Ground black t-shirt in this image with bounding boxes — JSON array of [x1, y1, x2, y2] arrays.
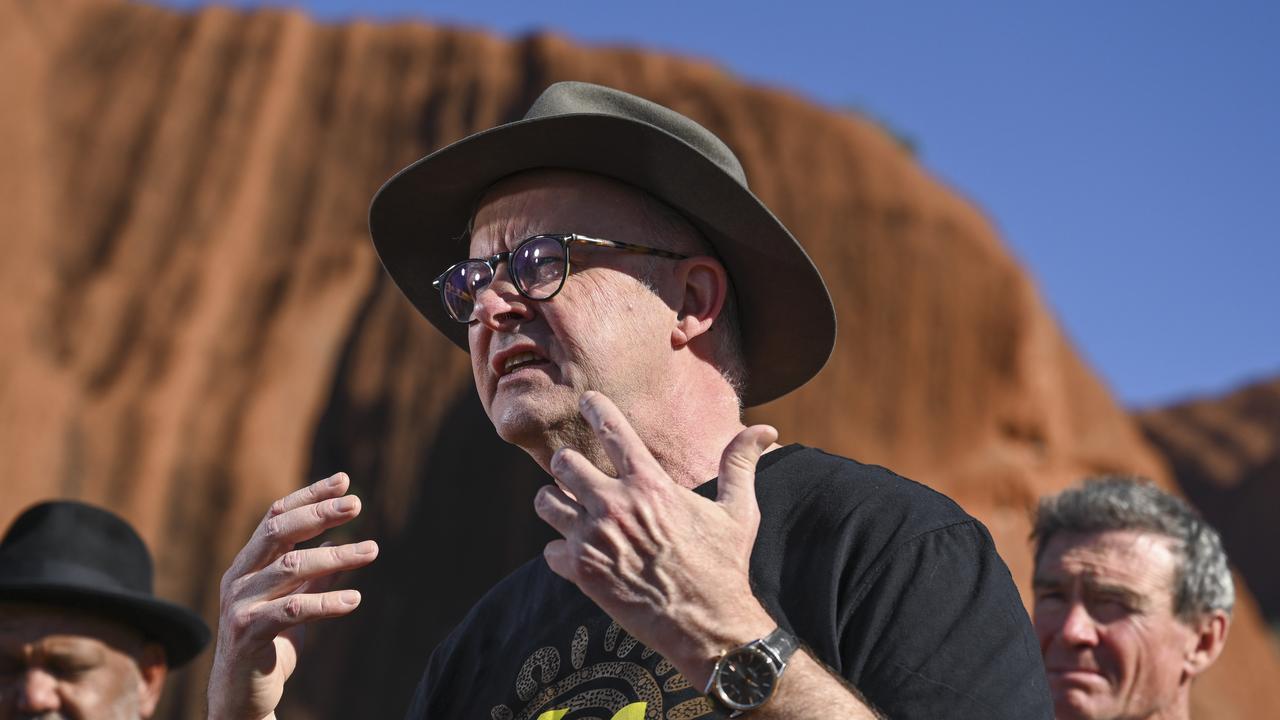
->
[[407, 445, 1052, 719]]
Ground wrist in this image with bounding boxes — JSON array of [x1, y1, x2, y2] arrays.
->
[[675, 603, 777, 689], [704, 626, 801, 715]]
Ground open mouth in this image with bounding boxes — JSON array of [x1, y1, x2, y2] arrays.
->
[[502, 351, 548, 376]]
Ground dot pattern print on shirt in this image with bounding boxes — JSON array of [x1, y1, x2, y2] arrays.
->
[[488, 621, 717, 720]]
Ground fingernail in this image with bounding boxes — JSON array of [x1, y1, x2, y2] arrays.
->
[[334, 496, 356, 512], [340, 590, 361, 606], [327, 472, 346, 487], [355, 540, 377, 555]]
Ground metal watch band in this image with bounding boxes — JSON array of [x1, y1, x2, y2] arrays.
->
[[757, 626, 800, 670]]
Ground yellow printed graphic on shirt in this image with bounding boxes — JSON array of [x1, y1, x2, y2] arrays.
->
[[536, 701, 646, 720], [490, 622, 716, 720]]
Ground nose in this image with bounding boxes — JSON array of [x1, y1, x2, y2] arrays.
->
[[471, 268, 533, 330], [15, 668, 60, 713], [1058, 602, 1100, 648]]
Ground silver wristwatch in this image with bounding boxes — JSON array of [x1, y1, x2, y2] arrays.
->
[[704, 626, 800, 716]]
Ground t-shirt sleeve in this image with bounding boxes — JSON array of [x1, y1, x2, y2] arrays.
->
[[404, 644, 443, 719], [838, 520, 1053, 719], [404, 623, 465, 720]]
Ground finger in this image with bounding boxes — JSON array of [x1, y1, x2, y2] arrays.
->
[[278, 561, 340, 656], [715, 425, 778, 518], [230, 495, 363, 578], [298, 541, 340, 594], [534, 484, 586, 537], [223, 473, 351, 580], [235, 589, 363, 644], [550, 447, 618, 516], [238, 541, 379, 602], [543, 539, 572, 580], [577, 391, 662, 480], [267, 472, 351, 518], [543, 539, 612, 589], [259, 494, 362, 553]]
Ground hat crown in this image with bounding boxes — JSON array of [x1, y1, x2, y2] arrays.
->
[[0, 501, 153, 595], [526, 82, 749, 187]]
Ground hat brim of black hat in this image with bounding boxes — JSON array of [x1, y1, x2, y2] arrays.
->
[[369, 112, 835, 407], [0, 582, 210, 667]]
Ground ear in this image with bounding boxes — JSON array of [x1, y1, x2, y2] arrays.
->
[[135, 643, 169, 718], [669, 256, 728, 349], [1183, 610, 1230, 680]]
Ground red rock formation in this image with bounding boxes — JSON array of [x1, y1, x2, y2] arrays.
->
[[1140, 376, 1280, 627], [1, 0, 1276, 717]]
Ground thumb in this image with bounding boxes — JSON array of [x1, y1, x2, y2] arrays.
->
[[716, 425, 778, 518]]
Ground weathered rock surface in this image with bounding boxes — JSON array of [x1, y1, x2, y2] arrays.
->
[[1, 0, 1276, 717], [1140, 376, 1280, 629]]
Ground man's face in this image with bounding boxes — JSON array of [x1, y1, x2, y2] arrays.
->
[[1033, 530, 1199, 720], [465, 170, 680, 455], [0, 604, 164, 720]]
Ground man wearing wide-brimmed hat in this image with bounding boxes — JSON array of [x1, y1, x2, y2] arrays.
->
[[210, 82, 1051, 719], [0, 500, 210, 719]]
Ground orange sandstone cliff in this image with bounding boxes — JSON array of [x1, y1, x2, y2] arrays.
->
[[1, 0, 1276, 717], [1140, 377, 1280, 630]]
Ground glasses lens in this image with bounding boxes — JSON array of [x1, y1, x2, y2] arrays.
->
[[512, 236, 567, 299], [440, 261, 492, 322]]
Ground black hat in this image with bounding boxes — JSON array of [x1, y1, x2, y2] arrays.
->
[[369, 81, 836, 407], [0, 501, 211, 667]]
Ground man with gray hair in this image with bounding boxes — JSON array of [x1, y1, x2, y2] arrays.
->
[[210, 81, 1052, 719], [1032, 476, 1233, 720]]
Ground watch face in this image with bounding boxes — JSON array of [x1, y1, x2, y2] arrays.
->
[[714, 646, 778, 709]]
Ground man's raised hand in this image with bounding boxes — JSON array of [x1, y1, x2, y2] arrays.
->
[[207, 472, 378, 720]]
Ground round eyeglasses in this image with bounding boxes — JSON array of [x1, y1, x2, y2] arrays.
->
[[432, 233, 689, 323]]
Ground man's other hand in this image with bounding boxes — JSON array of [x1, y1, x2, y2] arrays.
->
[[207, 472, 378, 720], [535, 391, 778, 688]]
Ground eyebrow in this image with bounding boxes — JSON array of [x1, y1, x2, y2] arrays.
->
[[1031, 571, 1068, 589], [1086, 583, 1148, 608], [1031, 574, 1150, 609], [39, 638, 107, 663]]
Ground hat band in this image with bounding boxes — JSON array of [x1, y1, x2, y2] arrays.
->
[[0, 555, 146, 596]]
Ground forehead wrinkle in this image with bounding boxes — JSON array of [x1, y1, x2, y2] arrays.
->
[[470, 170, 663, 255], [1039, 551, 1174, 615], [1060, 554, 1149, 589], [470, 212, 538, 255], [39, 634, 109, 661], [470, 184, 561, 256]]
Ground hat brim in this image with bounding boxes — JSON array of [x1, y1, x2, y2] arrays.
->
[[0, 582, 210, 667], [369, 112, 835, 407]]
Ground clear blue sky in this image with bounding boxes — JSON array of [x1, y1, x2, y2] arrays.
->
[[159, 0, 1280, 408]]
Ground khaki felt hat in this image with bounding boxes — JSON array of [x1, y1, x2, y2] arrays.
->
[[369, 81, 835, 407]]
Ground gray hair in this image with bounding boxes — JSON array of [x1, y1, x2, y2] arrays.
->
[[1032, 476, 1234, 621], [634, 191, 748, 404]]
